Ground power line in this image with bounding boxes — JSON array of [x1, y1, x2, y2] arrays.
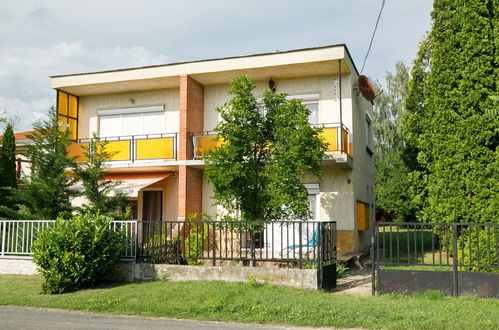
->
[[361, 0, 386, 74]]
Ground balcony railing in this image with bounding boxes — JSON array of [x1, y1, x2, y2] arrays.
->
[[67, 133, 177, 163], [191, 123, 352, 159]]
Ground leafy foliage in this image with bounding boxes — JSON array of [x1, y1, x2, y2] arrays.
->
[[458, 227, 499, 273], [32, 213, 126, 294], [373, 63, 416, 221], [205, 75, 327, 222], [404, 1, 498, 223], [73, 134, 128, 215]]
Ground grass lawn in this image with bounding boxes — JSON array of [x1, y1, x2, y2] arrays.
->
[[1, 275, 498, 329]]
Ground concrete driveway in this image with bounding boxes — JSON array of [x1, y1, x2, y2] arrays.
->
[[0, 306, 331, 330]]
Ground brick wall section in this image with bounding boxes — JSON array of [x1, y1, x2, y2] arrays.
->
[[179, 75, 204, 160], [178, 166, 203, 220], [178, 75, 204, 220]]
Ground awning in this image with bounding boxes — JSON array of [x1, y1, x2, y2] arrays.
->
[[71, 172, 175, 197]]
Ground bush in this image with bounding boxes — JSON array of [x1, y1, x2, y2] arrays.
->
[[32, 213, 126, 293], [458, 227, 498, 273]]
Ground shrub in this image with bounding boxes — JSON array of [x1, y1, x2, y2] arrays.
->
[[185, 223, 208, 265], [458, 227, 498, 273], [32, 213, 126, 293]]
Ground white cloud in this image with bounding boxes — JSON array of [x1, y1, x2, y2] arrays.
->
[[0, 97, 51, 131], [0, 41, 169, 131]]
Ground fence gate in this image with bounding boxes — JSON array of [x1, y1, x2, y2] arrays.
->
[[372, 222, 499, 298]]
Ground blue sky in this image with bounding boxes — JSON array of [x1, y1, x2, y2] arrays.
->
[[0, 0, 433, 132]]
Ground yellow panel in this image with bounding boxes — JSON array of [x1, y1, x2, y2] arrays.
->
[[68, 118, 77, 140], [342, 129, 349, 155], [67, 143, 87, 162], [68, 95, 78, 118], [136, 137, 174, 160], [320, 127, 338, 154], [101, 140, 130, 161], [357, 202, 369, 231], [195, 135, 224, 157], [57, 91, 68, 116], [58, 116, 68, 132]]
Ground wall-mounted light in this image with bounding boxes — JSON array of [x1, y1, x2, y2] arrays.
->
[[129, 98, 136, 104], [268, 78, 276, 92]]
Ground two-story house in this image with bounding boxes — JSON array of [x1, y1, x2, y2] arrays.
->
[[50, 44, 374, 255]]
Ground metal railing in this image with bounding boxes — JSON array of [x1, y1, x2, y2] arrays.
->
[[137, 220, 336, 268], [191, 123, 353, 159], [374, 222, 499, 270], [67, 133, 178, 163], [0, 220, 137, 260]]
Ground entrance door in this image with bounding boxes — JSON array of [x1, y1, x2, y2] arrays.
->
[[142, 191, 163, 241]]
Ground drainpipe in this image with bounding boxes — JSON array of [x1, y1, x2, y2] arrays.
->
[[338, 60, 343, 152]]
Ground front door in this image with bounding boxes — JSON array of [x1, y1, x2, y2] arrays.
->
[[142, 191, 163, 241]]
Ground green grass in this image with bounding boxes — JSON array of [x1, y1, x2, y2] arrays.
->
[[1, 275, 499, 329]]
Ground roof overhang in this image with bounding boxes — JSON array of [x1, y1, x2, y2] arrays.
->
[[51, 44, 357, 96]]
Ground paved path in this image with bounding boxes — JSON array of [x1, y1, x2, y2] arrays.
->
[[0, 306, 332, 330], [332, 267, 372, 296]]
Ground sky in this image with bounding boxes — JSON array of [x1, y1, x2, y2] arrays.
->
[[0, 0, 433, 132]]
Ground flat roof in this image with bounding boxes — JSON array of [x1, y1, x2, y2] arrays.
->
[[51, 44, 360, 96]]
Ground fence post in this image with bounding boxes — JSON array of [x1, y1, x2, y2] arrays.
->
[[212, 222, 216, 266], [452, 223, 459, 297], [1, 221, 5, 257], [298, 222, 303, 269], [371, 221, 376, 296]]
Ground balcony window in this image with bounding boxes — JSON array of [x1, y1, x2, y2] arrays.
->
[[57, 90, 78, 141], [98, 106, 166, 137]]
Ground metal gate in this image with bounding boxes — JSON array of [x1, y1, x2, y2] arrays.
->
[[372, 222, 499, 298]]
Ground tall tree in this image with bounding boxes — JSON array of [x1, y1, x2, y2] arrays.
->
[[74, 134, 128, 215], [0, 123, 17, 189], [373, 61, 410, 160], [205, 75, 327, 222], [373, 62, 416, 221], [405, 0, 498, 223], [14, 107, 77, 219]]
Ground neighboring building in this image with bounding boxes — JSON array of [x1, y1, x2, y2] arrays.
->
[[49, 44, 374, 254]]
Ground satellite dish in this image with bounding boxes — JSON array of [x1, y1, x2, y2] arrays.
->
[[357, 75, 376, 102]]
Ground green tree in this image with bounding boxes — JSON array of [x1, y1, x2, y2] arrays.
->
[[373, 62, 416, 221], [74, 134, 128, 215], [205, 75, 327, 222], [10, 107, 77, 219], [0, 123, 17, 192], [404, 0, 498, 224], [0, 123, 18, 217]]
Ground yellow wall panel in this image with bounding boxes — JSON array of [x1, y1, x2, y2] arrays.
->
[[357, 201, 369, 231], [101, 140, 130, 161], [67, 143, 87, 162], [136, 137, 174, 160], [320, 127, 338, 153], [195, 135, 223, 157], [57, 91, 68, 116], [68, 95, 78, 118], [68, 118, 77, 140]]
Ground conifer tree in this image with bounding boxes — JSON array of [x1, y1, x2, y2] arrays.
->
[[13, 107, 77, 219], [0, 123, 17, 210], [405, 0, 498, 223], [74, 134, 128, 215]]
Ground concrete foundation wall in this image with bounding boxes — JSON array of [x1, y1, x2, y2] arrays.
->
[[114, 263, 318, 289], [0, 260, 318, 290], [0, 259, 38, 275]]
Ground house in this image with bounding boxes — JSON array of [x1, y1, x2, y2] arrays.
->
[[49, 44, 374, 255]]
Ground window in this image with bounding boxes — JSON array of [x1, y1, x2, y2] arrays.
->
[[305, 183, 320, 220], [288, 94, 320, 124], [57, 90, 79, 141], [98, 106, 166, 137], [365, 112, 372, 150]]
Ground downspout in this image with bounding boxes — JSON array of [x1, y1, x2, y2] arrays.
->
[[338, 60, 343, 152]]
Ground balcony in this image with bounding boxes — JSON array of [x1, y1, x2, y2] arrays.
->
[[67, 133, 177, 163], [191, 123, 352, 159]]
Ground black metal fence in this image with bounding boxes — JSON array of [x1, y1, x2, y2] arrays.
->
[[373, 222, 499, 297], [137, 220, 336, 269]]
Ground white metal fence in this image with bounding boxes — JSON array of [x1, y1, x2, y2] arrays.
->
[[0, 220, 137, 261]]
